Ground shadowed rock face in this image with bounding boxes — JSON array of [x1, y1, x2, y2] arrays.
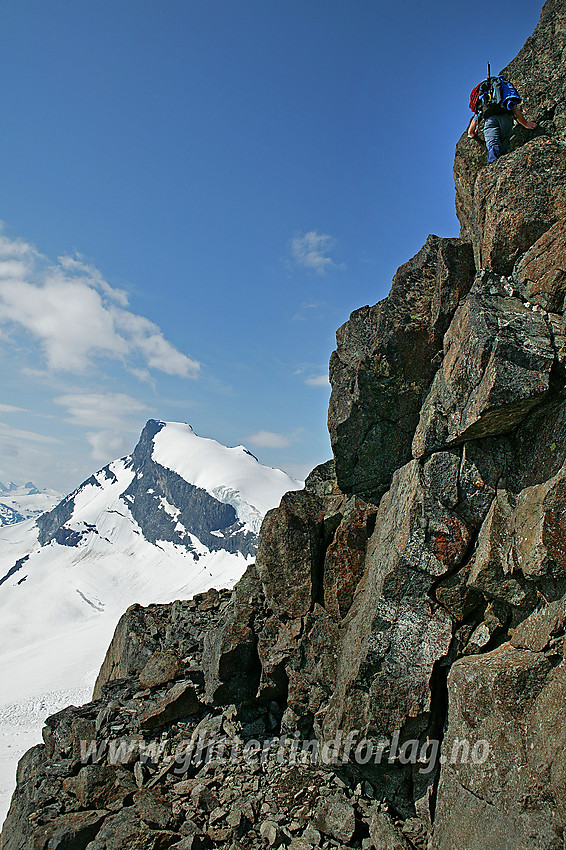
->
[[328, 235, 475, 501], [434, 607, 566, 850], [5, 3, 566, 850]]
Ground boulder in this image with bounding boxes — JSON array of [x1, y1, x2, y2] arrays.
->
[[511, 596, 566, 653], [93, 591, 229, 700], [82, 806, 176, 850], [313, 793, 356, 843], [328, 235, 474, 499], [433, 624, 566, 850], [281, 606, 341, 735], [453, 135, 566, 272], [256, 613, 302, 702], [31, 810, 107, 850], [322, 460, 467, 746], [139, 682, 201, 729], [203, 479, 345, 714], [42, 704, 98, 762], [202, 564, 264, 704], [468, 137, 566, 274], [133, 787, 174, 830], [62, 764, 137, 809], [139, 650, 185, 690], [467, 460, 566, 614], [413, 272, 555, 457], [514, 216, 566, 311], [255, 489, 327, 618], [323, 498, 377, 620], [367, 805, 411, 850], [453, 131, 487, 244], [259, 820, 280, 845], [93, 604, 166, 700]]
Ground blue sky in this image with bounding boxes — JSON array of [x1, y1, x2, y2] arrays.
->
[[0, 0, 541, 492]]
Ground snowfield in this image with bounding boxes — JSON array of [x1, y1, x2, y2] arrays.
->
[[152, 422, 298, 533]]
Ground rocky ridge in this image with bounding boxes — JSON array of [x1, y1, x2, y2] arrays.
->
[[2, 1, 566, 848]]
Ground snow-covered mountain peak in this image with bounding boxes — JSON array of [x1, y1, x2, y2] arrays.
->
[[149, 420, 301, 532]]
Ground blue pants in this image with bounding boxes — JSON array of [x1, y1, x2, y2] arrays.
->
[[483, 113, 514, 163]]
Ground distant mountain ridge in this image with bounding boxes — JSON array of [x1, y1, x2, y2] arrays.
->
[[0, 481, 61, 527]]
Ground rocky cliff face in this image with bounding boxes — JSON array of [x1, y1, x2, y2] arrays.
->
[[3, 2, 566, 849]]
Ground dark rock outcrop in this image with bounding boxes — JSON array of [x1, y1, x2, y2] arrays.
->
[[4, 2, 566, 850], [36, 479, 96, 546], [458, 135, 566, 274], [93, 591, 227, 700], [202, 564, 265, 705], [328, 235, 475, 500], [412, 272, 557, 456], [514, 215, 566, 311]]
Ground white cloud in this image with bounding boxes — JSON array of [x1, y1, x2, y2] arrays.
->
[[128, 367, 155, 386], [112, 310, 197, 377], [54, 392, 149, 462], [0, 421, 62, 444], [54, 392, 148, 431], [294, 364, 330, 386], [0, 403, 27, 413], [289, 231, 343, 274], [292, 301, 327, 322], [0, 231, 200, 378], [87, 430, 132, 461], [58, 253, 130, 306], [247, 430, 290, 449], [305, 374, 330, 387], [0, 273, 127, 371]]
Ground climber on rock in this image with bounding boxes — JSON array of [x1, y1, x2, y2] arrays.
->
[[467, 69, 537, 162]]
